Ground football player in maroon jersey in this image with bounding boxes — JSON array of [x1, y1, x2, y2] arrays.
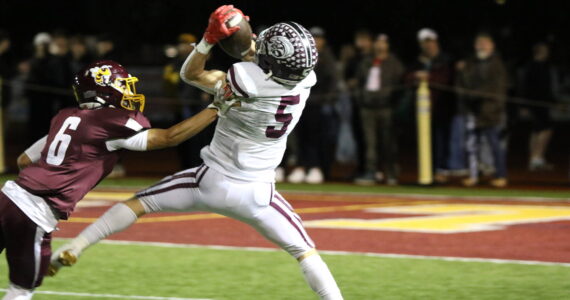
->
[[0, 60, 234, 300]]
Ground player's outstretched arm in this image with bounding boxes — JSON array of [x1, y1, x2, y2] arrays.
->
[[179, 5, 245, 94], [145, 108, 218, 150], [107, 82, 238, 153], [107, 108, 218, 153]]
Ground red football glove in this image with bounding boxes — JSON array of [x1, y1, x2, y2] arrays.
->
[[204, 5, 250, 44]]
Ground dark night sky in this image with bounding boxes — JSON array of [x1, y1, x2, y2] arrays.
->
[[1, 0, 569, 65]]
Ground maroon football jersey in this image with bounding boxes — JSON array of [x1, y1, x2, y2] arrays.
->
[[16, 107, 150, 219]]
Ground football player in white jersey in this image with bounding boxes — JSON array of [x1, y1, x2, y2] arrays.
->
[[50, 5, 343, 300]]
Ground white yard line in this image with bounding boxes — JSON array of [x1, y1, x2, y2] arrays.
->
[[0, 289, 211, 300], [59, 238, 570, 268]]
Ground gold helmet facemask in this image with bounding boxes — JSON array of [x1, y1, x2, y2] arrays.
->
[[113, 76, 146, 112]]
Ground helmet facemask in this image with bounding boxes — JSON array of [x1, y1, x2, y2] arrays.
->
[[113, 76, 145, 112]]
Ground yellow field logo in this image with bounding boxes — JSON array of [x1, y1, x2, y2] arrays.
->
[[304, 204, 570, 233]]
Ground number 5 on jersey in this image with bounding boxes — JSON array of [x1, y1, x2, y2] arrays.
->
[[47, 117, 81, 165], [265, 95, 300, 138]]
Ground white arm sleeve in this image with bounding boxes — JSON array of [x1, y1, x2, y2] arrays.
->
[[24, 136, 48, 163], [105, 130, 149, 152]]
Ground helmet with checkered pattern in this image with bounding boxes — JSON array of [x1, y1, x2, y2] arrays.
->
[[255, 22, 318, 86]]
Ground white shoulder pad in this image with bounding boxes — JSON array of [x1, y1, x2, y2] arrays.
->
[[227, 62, 317, 99], [227, 62, 262, 98]]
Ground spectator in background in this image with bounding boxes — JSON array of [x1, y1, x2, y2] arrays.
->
[[518, 42, 559, 171], [26, 32, 54, 141], [406, 28, 455, 183], [456, 33, 509, 187], [354, 34, 404, 185], [96, 34, 118, 60], [48, 32, 75, 107], [335, 44, 358, 166], [287, 27, 339, 184], [0, 30, 16, 112], [345, 29, 374, 177], [69, 35, 93, 74], [345, 30, 374, 88]]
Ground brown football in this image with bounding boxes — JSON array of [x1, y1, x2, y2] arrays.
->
[[218, 14, 253, 59]]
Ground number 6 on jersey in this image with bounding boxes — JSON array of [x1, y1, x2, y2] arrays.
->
[[47, 117, 82, 166]]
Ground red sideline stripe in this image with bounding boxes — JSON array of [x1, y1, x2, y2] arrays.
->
[[229, 66, 249, 98], [270, 202, 314, 248]]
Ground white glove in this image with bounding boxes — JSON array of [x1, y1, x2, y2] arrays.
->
[[208, 80, 239, 117]]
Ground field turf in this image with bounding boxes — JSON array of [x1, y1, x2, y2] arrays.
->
[[1, 241, 569, 300], [1, 176, 569, 299]]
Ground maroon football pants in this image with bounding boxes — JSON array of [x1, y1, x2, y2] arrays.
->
[[0, 192, 52, 290]]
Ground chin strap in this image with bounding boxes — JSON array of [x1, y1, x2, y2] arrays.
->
[[79, 103, 103, 109], [79, 97, 110, 109]]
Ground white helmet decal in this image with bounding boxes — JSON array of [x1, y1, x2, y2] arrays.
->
[[267, 36, 295, 59]]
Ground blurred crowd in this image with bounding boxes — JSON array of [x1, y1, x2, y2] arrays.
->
[[0, 27, 568, 187], [277, 27, 566, 188]]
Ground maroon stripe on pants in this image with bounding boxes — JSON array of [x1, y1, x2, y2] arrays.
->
[[137, 165, 208, 198], [148, 164, 204, 189], [274, 195, 302, 223], [196, 166, 209, 184], [275, 193, 294, 211], [270, 202, 313, 248], [137, 183, 199, 198]]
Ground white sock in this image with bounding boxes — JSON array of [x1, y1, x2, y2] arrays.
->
[[2, 283, 33, 300], [73, 203, 138, 255], [299, 254, 343, 300]]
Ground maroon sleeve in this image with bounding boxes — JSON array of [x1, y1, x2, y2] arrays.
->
[[102, 110, 152, 140]]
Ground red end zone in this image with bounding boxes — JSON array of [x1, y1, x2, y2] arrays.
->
[[55, 191, 570, 263]]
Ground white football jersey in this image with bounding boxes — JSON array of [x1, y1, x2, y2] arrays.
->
[[201, 62, 316, 182]]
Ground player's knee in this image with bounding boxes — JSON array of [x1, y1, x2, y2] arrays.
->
[[123, 198, 148, 217], [296, 248, 319, 263], [283, 244, 317, 261], [136, 196, 163, 214]]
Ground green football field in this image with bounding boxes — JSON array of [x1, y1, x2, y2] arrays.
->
[[1, 176, 570, 299], [0, 241, 569, 300]]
